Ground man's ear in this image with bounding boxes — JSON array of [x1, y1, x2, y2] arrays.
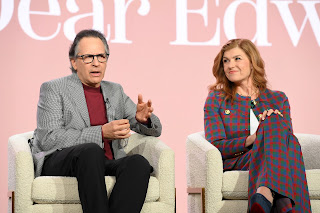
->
[[71, 59, 77, 71]]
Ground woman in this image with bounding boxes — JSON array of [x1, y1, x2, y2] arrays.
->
[[204, 39, 311, 212]]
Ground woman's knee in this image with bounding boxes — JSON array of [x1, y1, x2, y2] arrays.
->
[[259, 113, 288, 130]]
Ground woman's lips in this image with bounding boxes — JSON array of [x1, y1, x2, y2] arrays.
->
[[229, 70, 238, 74]]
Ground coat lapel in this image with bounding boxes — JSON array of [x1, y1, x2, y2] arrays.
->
[[67, 73, 91, 127], [100, 82, 115, 122]]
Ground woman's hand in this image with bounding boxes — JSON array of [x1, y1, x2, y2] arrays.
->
[[260, 109, 283, 121], [245, 109, 283, 147], [245, 134, 256, 147]]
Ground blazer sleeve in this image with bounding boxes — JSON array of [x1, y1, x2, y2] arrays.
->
[[120, 86, 162, 137], [204, 91, 249, 160], [35, 82, 104, 152], [280, 92, 293, 132]]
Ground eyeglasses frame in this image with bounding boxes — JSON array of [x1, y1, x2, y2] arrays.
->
[[76, 53, 109, 64]]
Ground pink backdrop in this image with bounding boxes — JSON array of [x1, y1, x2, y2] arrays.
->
[[1, 1, 320, 212]]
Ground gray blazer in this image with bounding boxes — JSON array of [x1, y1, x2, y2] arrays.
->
[[31, 73, 162, 177]]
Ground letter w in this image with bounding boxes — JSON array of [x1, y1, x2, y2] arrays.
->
[[271, 0, 320, 46]]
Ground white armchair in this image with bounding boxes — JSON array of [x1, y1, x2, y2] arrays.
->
[[186, 131, 320, 213], [8, 131, 175, 213]]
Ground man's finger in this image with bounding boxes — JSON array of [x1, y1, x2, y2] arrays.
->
[[115, 119, 130, 124], [120, 123, 130, 130], [117, 132, 131, 139], [140, 117, 148, 122], [117, 128, 131, 136], [138, 94, 143, 104], [112, 124, 130, 132], [147, 99, 152, 107]]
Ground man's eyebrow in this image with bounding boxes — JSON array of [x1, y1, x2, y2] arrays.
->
[[83, 53, 106, 56]]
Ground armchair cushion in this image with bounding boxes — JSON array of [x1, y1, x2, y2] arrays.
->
[[32, 176, 159, 204], [187, 131, 320, 213], [221, 170, 320, 200], [222, 171, 248, 200], [8, 131, 175, 213]]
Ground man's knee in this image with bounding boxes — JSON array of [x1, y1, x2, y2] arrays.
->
[[126, 154, 152, 174], [77, 143, 105, 163]]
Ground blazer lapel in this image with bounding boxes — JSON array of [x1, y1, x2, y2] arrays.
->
[[100, 82, 126, 159], [67, 74, 91, 127], [100, 82, 115, 122]]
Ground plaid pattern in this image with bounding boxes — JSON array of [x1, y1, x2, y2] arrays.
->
[[204, 89, 311, 212], [31, 73, 162, 177]]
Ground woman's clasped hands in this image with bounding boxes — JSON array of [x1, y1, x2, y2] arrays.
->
[[245, 109, 283, 147], [260, 108, 283, 121]]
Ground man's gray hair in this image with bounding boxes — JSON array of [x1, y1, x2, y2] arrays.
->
[[69, 29, 109, 73]]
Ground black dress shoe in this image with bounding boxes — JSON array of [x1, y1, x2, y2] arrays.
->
[[250, 193, 272, 213]]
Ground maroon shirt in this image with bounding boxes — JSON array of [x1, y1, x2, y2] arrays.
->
[[83, 84, 113, 160]]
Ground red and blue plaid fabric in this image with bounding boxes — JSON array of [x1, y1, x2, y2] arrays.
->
[[204, 89, 311, 212]]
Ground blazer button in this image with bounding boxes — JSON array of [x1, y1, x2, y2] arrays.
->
[[225, 109, 230, 115]]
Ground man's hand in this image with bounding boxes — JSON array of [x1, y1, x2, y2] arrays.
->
[[136, 94, 153, 124], [102, 119, 131, 140]]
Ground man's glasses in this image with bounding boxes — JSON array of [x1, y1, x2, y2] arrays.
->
[[76, 53, 109, 64]]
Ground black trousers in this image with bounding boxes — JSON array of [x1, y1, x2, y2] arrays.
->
[[41, 143, 152, 213]]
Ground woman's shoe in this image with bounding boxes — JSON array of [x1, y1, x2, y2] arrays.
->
[[250, 193, 272, 213]]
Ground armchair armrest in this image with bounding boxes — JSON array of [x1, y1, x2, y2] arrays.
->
[[295, 133, 320, 170], [124, 133, 175, 207], [186, 131, 224, 212], [8, 131, 35, 213]]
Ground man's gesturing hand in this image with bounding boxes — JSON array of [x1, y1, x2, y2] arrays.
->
[[136, 94, 153, 124], [102, 119, 131, 140]]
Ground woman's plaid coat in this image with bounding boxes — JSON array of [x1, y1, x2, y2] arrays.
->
[[204, 88, 311, 212]]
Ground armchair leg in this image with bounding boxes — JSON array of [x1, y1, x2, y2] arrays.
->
[[175, 188, 176, 213], [8, 191, 14, 213], [187, 188, 205, 213]]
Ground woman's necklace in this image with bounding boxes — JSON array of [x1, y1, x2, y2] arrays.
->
[[238, 90, 258, 98], [238, 89, 259, 109], [251, 99, 257, 109]]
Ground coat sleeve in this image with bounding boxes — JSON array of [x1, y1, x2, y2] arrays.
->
[[280, 92, 293, 132], [34, 81, 103, 152], [120, 86, 162, 137], [204, 91, 249, 160]]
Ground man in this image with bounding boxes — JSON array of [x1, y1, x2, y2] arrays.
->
[[31, 29, 162, 213]]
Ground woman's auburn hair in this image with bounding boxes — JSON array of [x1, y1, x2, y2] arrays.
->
[[209, 39, 268, 101]]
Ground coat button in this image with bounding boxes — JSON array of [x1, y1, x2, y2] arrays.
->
[[225, 109, 230, 115]]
